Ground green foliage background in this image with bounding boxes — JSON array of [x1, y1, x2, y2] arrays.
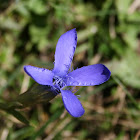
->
[[0, 0, 140, 139]]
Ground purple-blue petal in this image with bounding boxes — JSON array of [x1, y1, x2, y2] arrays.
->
[[53, 29, 77, 77], [67, 64, 111, 86], [24, 65, 54, 86], [61, 90, 85, 117]]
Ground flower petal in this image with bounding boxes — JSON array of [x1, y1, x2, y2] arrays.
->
[[61, 90, 85, 117], [53, 29, 77, 77], [24, 65, 54, 86], [67, 64, 111, 86]]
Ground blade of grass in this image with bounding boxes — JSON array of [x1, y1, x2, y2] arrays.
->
[[0, 66, 22, 96], [112, 76, 140, 110], [29, 108, 64, 140], [0, 103, 30, 125], [11, 126, 35, 140]]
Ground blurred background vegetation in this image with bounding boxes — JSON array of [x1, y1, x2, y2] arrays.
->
[[0, 0, 140, 139]]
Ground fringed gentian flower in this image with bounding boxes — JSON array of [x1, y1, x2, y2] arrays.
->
[[24, 29, 111, 117]]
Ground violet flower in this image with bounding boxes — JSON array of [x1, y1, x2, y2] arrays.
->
[[24, 29, 111, 117]]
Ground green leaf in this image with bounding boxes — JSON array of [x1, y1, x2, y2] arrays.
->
[[107, 49, 140, 89], [115, 0, 132, 21], [26, 0, 47, 15]]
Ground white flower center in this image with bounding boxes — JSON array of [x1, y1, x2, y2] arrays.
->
[[53, 75, 66, 89]]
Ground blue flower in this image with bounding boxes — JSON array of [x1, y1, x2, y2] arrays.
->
[[24, 29, 111, 117]]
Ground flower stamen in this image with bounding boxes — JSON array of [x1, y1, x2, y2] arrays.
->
[[53, 75, 66, 89]]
